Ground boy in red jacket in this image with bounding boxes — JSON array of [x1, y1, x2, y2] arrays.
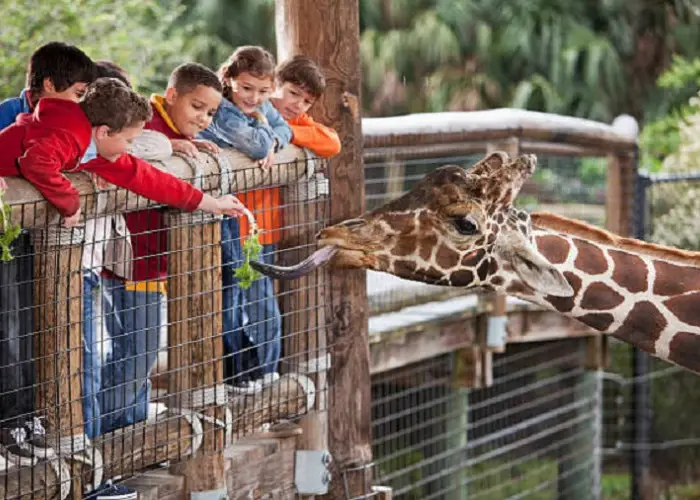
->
[[0, 77, 242, 222], [0, 77, 245, 436]]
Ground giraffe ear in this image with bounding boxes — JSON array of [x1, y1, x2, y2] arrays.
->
[[510, 244, 574, 297]]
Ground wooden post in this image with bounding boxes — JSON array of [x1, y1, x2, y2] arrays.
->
[[166, 213, 227, 498], [605, 152, 636, 237], [275, 1, 372, 498], [32, 228, 85, 500]]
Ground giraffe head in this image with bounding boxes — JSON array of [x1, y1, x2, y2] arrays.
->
[[255, 151, 573, 297]]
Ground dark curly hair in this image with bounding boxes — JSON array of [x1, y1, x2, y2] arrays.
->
[[80, 78, 152, 132]]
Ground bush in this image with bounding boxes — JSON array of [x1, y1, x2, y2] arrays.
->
[[0, 0, 209, 96]]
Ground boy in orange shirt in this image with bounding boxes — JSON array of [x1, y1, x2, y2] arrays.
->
[[270, 55, 341, 158]]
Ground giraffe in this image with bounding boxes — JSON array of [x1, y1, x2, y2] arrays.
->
[[252, 151, 700, 375]]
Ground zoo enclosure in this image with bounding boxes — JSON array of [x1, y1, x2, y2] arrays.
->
[[361, 109, 638, 499]]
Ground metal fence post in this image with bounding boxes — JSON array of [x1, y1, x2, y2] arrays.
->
[[631, 166, 651, 500]]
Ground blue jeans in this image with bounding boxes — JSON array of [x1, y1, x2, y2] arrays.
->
[[221, 217, 281, 382], [99, 277, 162, 433], [82, 271, 102, 438]]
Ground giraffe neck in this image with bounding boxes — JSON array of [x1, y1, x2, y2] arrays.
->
[[511, 216, 700, 374]]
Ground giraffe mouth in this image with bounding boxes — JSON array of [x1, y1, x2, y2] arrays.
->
[[250, 244, 340, 279]]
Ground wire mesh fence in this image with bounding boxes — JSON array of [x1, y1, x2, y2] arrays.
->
[[371, 339, 601, 500], [0, 154, 331, 499], [598, 171, 700, 498]]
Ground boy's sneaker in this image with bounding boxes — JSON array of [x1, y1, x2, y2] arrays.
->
[[85, 480, 138, 500]]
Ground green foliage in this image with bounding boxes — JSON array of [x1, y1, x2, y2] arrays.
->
[[233, 232, 263, 290], [640, 56, 700, 171], [177, 0, 275, 72], [0, 189, 22, 262], [0, 0, 209, 97]]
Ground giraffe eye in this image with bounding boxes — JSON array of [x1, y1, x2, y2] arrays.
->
[[453, 216, 478, 235]]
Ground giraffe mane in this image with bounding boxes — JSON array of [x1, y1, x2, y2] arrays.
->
[[531, 211, 700, 266]]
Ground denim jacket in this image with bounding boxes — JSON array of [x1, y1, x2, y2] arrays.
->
[[199, 99, 292, 160], [0, 89, 31, 131]]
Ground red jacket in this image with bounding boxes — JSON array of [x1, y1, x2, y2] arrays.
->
[[122, 97, 184, 282], [0, 98, 203, 218]]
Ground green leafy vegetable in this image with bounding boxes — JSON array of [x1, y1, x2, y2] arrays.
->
[[233, 209, 263, 289], [0, 188, 21, 262]]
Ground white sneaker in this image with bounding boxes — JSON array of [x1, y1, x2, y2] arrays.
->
[[146, 402, 168, 423]]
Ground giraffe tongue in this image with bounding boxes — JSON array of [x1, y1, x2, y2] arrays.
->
[[250, 245, 338, 279]]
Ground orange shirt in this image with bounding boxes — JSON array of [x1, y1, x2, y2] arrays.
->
[[238, 113, 340, 245], [237, 188, 282, 245], [288, 112, 341, 158]]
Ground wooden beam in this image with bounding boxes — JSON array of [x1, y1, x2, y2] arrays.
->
[[275, 1, 371, 498], [166, 213, 226, 496], [370, 318, 477, 375], [32, 230, 85, 500]]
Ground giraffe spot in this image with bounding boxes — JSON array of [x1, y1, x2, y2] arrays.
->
[[394, 259, 417, 276], [574, 240, 608, 275], [375, 255, 391, 270], [474, 237, 486, 246], [496, 213, 505, 224], [507, 281, 534, 296], [490, 276, 504, 286], [418, 267, 446, 284], [488, 258, 499, 273], [664, 292, 700, 328], [613, 301, 666, 354], [393, 237, 417, 257], [545, 272, 582, 312], [668, 332, 700, 374], [419, 234, 438, 261], [435, 244, 460, 269], [451, 269, 474, 286], [517, 211, 528, 221], [461, 249, 485, 267], [580, 282, 624, 311], [610, 250, 647, 293], [577, 313, 615, 332], [653, 261, 700, 296], [487, 233, 496, 245], [535, 235, 570, 265], [383, 213, 415, 233], [477, 259, 490, 281]]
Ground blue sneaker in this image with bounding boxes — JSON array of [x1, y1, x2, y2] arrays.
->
[[85, 480, 138, 500]]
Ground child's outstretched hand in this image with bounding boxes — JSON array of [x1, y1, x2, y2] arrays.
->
[[192, 139, 221, 154], [62, 207, 82, 228], [215, 195, 246, 217], [171, 139, 199, 157]]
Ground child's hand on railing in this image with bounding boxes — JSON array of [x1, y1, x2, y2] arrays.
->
[[171, 139, 200, 158], [62, 207, 82, 228], [258, 147, 275, 170], [192, 139, 221, 155]]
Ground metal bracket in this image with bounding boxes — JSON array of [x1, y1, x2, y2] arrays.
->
[[295, 450, 333, 495], [190, 487, 228, 500]]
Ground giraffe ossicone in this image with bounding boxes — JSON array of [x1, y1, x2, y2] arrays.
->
[[253, 151, 700, 374]]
